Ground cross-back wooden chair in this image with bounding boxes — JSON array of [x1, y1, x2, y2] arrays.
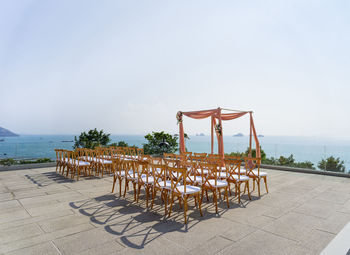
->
[[136, 161, 154, 207], [225, 159, 251, 203], [150, 163, 172, 215], [244, 157, 268, 197], [200, 162, 229, 214], [123, 160, 139, 200], [167, 166, 203, 224], [112, 156, 126, 196], [194, 152, 207, 157]]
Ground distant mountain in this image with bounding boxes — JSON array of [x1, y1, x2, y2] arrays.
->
[[196, 133, 205, 136], [258, 134, 264, 137], [233, 133, 244, 137], [0, 127, 19, 137]]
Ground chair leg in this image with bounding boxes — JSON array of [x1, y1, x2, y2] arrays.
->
[[168, 194, 174, 217], [198, 193, 203, 217], [225, 187, 229, 208], [123, 180, 128, 198], [112, 175, 116, 193], [264, 177, 269, 193], [214, 191, 218, 214], [145, 186, 149, 207], [206, 190, 209, 202], [184, 196, 188, 224], [164, 191, 168, 215], [246, 181, 251, 200], [151, 189, 156, 209], [119, 178, 122, 197], [238, 182, 241, 203], [257, 179, 261, 197]]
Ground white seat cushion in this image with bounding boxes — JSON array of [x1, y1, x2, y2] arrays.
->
[[176, 185, 201, 194], [158, 180, 173, 189], [249, 170, 267, 177], [187, 176, 203, 183], [76, 161, 90, 166], [217, 172, 228, 178], [228, 174, 250, 181], [141, 176, 155, 183], [205, 179, 228, 188]]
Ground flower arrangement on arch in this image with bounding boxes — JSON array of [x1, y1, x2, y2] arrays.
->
[[176, 112, 183, 124], [215, 123, 222, 136]]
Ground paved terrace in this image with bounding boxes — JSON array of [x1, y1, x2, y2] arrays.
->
[[0, 167, 350, 255]]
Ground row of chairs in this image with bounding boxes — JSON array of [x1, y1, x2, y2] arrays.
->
[[54, 147, 145, 180], [111, 152, 268, 224]]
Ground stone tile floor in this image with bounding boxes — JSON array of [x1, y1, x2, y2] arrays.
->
[[0, 167, 349, 255]]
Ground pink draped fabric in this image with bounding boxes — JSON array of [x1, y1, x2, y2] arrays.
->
[[178, 108, 260, 159]]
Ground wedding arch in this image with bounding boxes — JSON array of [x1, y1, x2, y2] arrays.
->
[[176, 107, 261, 158]]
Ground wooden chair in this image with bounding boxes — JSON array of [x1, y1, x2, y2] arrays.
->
[[136, 161, 154, 207], [151, 164, 172, 215], [55, 149, 63, 173], [111, 156, 125, 196], [168, 166, 203, 224], [224, 159, 251, 203], [194, 152, 207, 157], [123, 160, 139, 200], [244, 157, 268, 197], [200, 163, 229, 214]]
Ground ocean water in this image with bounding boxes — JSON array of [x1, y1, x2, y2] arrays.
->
[[0, 135, 349, 171]]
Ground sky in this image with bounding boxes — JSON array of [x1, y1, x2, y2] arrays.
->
[[1, 0, 350, 138]]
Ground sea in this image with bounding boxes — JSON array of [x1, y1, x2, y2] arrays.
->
[[0, 135, 349, 172]]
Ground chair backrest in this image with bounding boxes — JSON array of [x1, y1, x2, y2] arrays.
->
[[54, 149, 63, 162], [200, 162, 221, 188], [182, 152, 192, 158], [136, 148, 144, 159], [225, 155, 242, 162], [244, 157, 261, 176], [168, 166, 187, 193], [225, 159, 242, 180], [136, 160, 150, 183], [194, 152, 207, 157], [151, 163, 167, 188]]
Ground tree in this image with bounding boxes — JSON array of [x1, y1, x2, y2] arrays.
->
[[143, 131, 181, 155], [245, 146, 266, 160], [73, 129, 110, 149], [109, 141, 135, 148], [318, 156, 345, 172]]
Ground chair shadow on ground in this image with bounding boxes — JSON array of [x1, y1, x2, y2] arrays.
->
[[25, 171, 106, 187], [69, 187, 265, 250], [25, 172, 75, 187]]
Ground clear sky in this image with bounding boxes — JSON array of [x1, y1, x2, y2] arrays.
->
[[1, 0, 349, 138]]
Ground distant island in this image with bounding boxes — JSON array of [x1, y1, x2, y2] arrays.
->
[[233, 133, 244, 137], [196, 133, 205, 136], [0, 127, 19, 137], [258, 134, 264, 137]]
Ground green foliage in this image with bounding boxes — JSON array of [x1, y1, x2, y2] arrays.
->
[[226, 147, 316, 170], [74, 128, 110, 149], [109, 141, 132, 148], [225, 151, 246, 158], [318, 156, 345, 172], [143, 131, 179, 155], [0, 158, 16, 166], [261, 154, 315, 169], [19, 158, 53, 164], [0, 158, 53, 166], [245, 146, 266, 160]]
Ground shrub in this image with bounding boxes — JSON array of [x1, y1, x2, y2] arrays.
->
[[74, 128, 110, 149], [318, 156, 345, 172], [0, 158, 16, 166], [143, 131, 179, 155]]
